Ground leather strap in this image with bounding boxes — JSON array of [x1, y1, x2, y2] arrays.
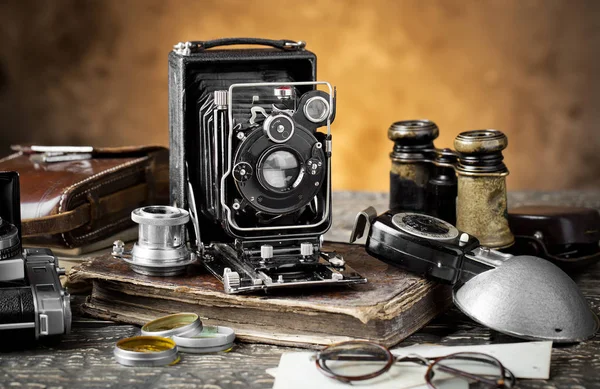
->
[[189, 38, 306, 51], [21, 183, 148, 237], [514, 234, 600, 268]]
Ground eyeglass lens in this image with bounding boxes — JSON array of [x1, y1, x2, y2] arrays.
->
[[317, 341, 393, 380], [317, 342, 516, 387], [426, 352, 515, 389]]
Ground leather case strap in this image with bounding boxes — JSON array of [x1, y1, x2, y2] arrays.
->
[[0, 145, 169, 249], [188, 38, 306, 51], [21, 183, 148, 237]]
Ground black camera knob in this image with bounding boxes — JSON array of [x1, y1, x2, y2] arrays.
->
[[306, 158, 323, 176], [233, 162, 253, 182], [264, 114, 294, 143], [274, 86, 293, 99]]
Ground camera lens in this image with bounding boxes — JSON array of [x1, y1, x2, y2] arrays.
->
[[304, 96, 330, 123], [0, 220, 20, 259], [261, 150, 301, 191]]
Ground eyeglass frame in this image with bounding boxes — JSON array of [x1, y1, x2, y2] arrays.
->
[[314, 340, 516, 388]]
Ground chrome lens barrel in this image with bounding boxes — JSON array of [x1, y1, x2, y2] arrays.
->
[[0, 219, 21, 260], [123, 206, 194, 276]]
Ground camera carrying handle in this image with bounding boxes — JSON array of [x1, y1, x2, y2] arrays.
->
[[183, 38, 306, 51]]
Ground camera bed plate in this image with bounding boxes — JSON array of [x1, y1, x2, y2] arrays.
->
[[201, 244, 366, 294]]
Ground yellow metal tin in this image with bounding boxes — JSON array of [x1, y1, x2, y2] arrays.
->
[[114, 336, 180, 366]]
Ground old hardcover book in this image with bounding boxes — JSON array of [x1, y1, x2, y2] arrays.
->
[[69, 242, 451, 348]]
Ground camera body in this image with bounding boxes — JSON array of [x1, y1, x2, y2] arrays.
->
[[388, 120, 514, 249], [0, 172, 71, 340], [168, 38, 366, 293]]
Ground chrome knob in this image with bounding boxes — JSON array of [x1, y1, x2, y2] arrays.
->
[[300, 243, 313, 257], [261, 245, 274, 260]]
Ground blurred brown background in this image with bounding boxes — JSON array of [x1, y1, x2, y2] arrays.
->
[[0, 0, 599, 191]]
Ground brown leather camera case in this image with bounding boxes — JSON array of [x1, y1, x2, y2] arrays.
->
[[0, 146, 169, 250]]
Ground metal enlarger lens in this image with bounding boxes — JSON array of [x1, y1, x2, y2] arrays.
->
[[114, 336, 180, 367], [119, 206, 194, 276]]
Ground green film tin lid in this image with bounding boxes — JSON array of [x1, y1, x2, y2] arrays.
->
[[172, 325, 236, 353]]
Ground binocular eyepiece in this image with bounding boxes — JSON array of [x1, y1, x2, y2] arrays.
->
[[388, 120, 514, 249]]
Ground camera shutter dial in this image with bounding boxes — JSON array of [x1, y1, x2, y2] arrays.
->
[[233, 162, 253, 182], [392, 212, 460, 241], [264, 114, 294, 143], [232, 125, 327, 215]]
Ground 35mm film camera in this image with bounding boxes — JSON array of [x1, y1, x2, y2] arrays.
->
[[388, 120, 514, 249], [167, 38, 366, 293], [0, 172, 71, 340]]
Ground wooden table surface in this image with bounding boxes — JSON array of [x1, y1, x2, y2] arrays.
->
[[1, 191, 599, 389]]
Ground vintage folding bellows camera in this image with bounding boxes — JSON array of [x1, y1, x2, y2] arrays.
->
[[0, 172, 71, 340], [168, 38, 366, 293]]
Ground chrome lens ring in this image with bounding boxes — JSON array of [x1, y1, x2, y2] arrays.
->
[[0, 221, 20, 251], [303, 96, 330, 123], [132, 206, 190, 226], [263, 114, 295, 143]]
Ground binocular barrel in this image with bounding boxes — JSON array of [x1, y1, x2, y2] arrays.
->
[[388, 120, 514, 249], [388, 120, 439, 213], [454, 130, 514, 249]]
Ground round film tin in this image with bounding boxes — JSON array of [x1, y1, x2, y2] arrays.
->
[[172, 325, 236, 353], [141, 313, 203, 338], [114, 336, 179, 367]]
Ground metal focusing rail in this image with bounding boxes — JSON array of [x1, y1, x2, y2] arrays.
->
[[203, 242, 363, 294]]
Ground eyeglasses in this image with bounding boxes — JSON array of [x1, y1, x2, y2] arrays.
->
[[314, 340, 516, 388]]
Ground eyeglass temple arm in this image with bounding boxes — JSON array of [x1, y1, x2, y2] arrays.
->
[[425, 360, 508, 387], [397, 354, 511, 387]]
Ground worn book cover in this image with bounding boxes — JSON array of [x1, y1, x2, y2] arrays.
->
[[69, 242, 451, 348]]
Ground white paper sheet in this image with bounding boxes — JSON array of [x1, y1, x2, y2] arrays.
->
[[271, 341, 551, 389], [393, 341, 552, 379]]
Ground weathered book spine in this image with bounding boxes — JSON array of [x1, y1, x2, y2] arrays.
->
[[80, 279, 451, 348]]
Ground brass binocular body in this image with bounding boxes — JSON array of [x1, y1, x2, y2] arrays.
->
[[388, 120, 514, 249]]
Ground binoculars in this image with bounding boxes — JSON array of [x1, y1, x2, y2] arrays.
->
[[388, 119, 514, 249]]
